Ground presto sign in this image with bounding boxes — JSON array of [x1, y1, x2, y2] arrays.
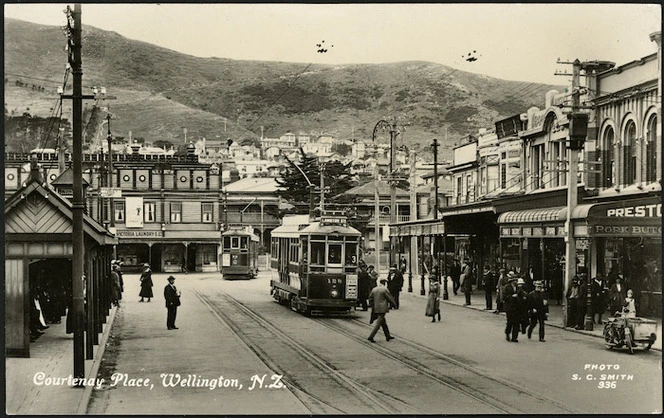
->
[[606, 203, 661, 218]]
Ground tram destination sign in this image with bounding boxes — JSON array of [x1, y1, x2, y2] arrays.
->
[[320, 215, 347, 227]]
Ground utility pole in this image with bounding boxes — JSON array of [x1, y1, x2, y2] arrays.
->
[[107, 113, 114, 228], [408, 150, 417, 293], [374, 162, 381, 277], [556, 59, 589, 329], [388, 123, 398, 267], [319, 163, 325, 212], [66, 4, 86, 383]]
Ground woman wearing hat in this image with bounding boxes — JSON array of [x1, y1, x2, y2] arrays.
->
[[139, 263, 154, 302], [425, 266, 441, 322]]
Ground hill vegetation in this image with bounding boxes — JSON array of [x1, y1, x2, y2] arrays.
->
[[4, 18, 564, 159]]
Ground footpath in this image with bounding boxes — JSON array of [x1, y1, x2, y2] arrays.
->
[[400, 279, 662, 351], [5, 305, 118, 414]]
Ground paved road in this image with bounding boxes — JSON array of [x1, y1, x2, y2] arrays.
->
[[87, 271, 662, 414]]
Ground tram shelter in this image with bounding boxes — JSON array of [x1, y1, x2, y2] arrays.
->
[[5, 162, 117, 357]]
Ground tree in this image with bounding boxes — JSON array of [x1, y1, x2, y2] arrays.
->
[[331, 142, 352, 157], [275, 148, 318, 207], [276, 149, 359, 215]]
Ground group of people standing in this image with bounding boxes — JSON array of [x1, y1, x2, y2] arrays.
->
[[567, 273, 638, 329]]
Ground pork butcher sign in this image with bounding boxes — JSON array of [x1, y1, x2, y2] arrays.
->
[[589, 199, 662, 237]]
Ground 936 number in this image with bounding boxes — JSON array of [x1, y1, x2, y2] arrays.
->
[[598, 381, 617, 389]]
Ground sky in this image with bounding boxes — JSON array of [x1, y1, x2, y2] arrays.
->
[[4, 3, 662, 84]]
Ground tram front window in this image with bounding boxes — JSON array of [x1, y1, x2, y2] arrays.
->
[[311, 242, 325, 265], [328, 244, 342, 265], [345, 242, 358, 266]]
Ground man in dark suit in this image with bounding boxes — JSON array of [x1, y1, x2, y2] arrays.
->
[[450, 259, 461, 295], [503, 273, 526, 342], [386, 264, 404, 309], [164, 276, 181, 330], [527, 280, 548, 342]]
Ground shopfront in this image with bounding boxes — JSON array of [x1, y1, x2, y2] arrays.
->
[[115, 228, 220, 273], [572, 196, 662, 317], [498, 207, 567, 300]]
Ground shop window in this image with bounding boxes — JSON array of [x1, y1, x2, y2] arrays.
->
[[144, 202, 156, 223], [646, 115, 657, 183], [202, 202, 213, 223], [624, 121, 637, 185], [202, 247, 215, 265], [500, 164, 507, 189], [114, 201, 125, 222], [602, 127, 615, 187], [170, 202, 182, 223]]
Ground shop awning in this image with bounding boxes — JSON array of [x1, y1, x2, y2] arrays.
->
[[497, 207, 566, 224]]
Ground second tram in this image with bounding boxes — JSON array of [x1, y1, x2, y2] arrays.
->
[[270, 212, 360, 315], [221, 227, 259, 280]]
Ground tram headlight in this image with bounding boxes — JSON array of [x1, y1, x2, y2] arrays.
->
[[330, 286, 339, 298]]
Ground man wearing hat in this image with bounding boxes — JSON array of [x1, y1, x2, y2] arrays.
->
[[367, 278, 397, 342], [386, 264, 404, 309], [566, 276, 582, 328], [503, 272, 527, 342], [527, 281, 548, 342], [494, 268, 508, 314], [110, 263, 122, 307], [164, 276, 181, 330]]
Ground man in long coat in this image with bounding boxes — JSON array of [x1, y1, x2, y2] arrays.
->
[[164, 276, 181, 330], [367, 279, 397, 342], [503, 273, 527, 342], [386, 264, 404, 309]]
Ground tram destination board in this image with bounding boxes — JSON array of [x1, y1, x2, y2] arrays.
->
[[320, 215, 347, 227]]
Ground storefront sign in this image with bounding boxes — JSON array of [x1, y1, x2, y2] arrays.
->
[[592, 224, 662, 236], [116, 230, 164, 238], [511, 227, 520, 236], [606, 203, 661, 218], [99, 187, 122, 198], [545, 226, 557, 236], [532, 227, 543, 236], [522, 227, 532, 236], [501, 227, 511, 236]]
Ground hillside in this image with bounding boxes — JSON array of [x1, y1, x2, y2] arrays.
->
[[4, 18, 564, 158]]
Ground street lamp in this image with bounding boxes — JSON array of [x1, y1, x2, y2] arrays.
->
[[372, 119, 400, 266]]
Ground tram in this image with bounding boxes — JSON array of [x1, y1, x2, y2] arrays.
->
[[270, 212, 360, 315], [221, 227, 260, 280]]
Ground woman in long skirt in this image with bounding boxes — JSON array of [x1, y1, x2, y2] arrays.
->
[[425, 276, 441, 322], [139, 264, 154, 302]]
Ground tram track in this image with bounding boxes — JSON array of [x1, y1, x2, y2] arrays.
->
[[310, 316, 579, 414], [194, 289, 424, 414]]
